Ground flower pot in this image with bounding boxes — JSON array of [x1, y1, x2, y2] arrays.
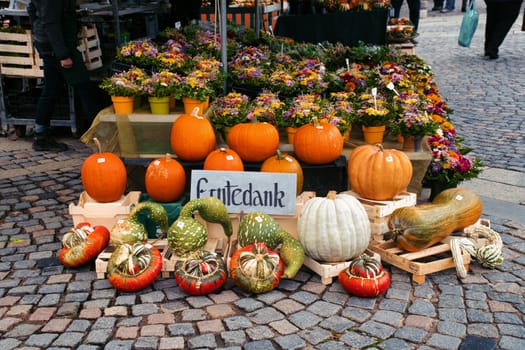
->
[[111, 96, 134, 114], [343, 124, 352, 141], [182, 97, 209, 115], [402, 135, 424, 152], [362, 125, 386, 144], [148, 96, 170, 115], [286, 127, 297, 144]]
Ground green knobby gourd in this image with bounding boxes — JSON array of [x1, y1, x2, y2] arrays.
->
[[110, 201, 168, 246], [168, 196, 233, 257], [238, 212, 305, 279], [179, 196, 233, 237]]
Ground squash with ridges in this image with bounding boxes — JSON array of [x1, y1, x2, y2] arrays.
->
[[237, 212, 304, 279], [389, 188, 483, 252]]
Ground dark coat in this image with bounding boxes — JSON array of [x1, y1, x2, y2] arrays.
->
[[28, 0, 88, 84]]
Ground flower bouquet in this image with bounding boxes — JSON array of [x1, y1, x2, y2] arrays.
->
[[210, 92, 251, 131], [179, 70, 216, 102], [139, 70, 183, 98], [246, 91, 286, 127], [392, 92, 439, 136], [425, 127, 483, 190], [99, 67, 147, 97], [326, 91, 356, 135], [355, 91, 392, 127], [116, 39, 159, 68], [283, 93, 326, 128]]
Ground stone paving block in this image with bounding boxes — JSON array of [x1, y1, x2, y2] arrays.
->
[[220, 330, 246, 346], [437, 320, 467, 338], [186, 295, 214, 308], [341, 306, 372, 323], [24, 333, 58, 348], [298, 326, 333, 345], [499, 335, 525, 350], [208, 290, 240, 304], [79, 307, 102, 319], [104, 340, 134, 350], [269, 319, 300, 335], [307, 300, 342, 318], [340, 330, 377, 349], [394, 325, 428, 343], [459, 335, 497, 350], [181, 308, 207, 321], [206, 303, 237, 319], [167, 323, 195, 336], [159, 336, 185, 350], [288, 310, 322, 329], [358, 320, 397, 339], [256, 290, 287, 305], [378, 337, 413, 350], [85, 328, 113, 344], [197, 319, 224, 334], [272, 299, 305, 315], [134, 336, 159, 349], [233, 298, 264, 312], [187, 333, 217, 349], [104, 306, 128, 316], [289, 291, 319, 305], [246, 307, 285, 325], [51, 332, 84, 347], [319, 315, 356, 333], [146, 312, 175, 324], [426, 333, 462, 350], [243, 339, 276, 350], [274, 333, 306, 350], [408, 300, 436, 317], [0, 317, 23, 332], [372, 310, 404, 327], [245, 325, 275, 340], [41, 318, 72, 332], [131, 303, 159, 316], [116, 326, 139, 339], [28, 307, 56, 321]]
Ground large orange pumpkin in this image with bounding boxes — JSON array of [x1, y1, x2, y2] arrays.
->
[[170, 107, 216, 162], [81, 138, 127, 203], [293, 117, 343, 165], [145, 154, 186, 202], [204, 147, 244, 171], [261, 150, 304, 195], [227, 120, 279, 163], [348, 143, 413, 200]]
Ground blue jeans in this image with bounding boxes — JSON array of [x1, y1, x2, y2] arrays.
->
[[444, 0, 456, 10]]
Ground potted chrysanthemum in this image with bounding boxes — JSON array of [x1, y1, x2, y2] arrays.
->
[[99, 67, 147, 114]]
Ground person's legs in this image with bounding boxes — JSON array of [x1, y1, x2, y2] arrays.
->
[[391, 0, 403, 17], [406, 0, 421, 32], [33, 47, 68, 151], [432, 0, 444, 10], [484, 1, 521, 58]]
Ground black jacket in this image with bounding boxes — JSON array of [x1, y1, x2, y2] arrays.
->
[[28, 0, 78, 61]]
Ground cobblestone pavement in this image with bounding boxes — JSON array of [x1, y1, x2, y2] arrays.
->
[[0, 7, 524, 350]]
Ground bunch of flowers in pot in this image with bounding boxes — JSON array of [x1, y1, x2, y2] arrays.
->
[[325, 91, 356, 136], [283, 93, 326, 129], [210, 92, 251, 132], [391, 91, 439, 150], [117, 39, 159, 68], [139, 70, 183, 98], [355, 90, 392, 128], [246, 91, 286, 127], [99, 67, 147, 97]]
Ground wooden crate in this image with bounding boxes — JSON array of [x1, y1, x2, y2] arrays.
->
[[302, 249, 381, 285], [68, 191, 141, 230], [368, 236, 472, 284], [341, 191, 417, 241], [77, 25, 103, 71], [95, 237, 232, 279], [390, 42, 415, 55], [0, 30, 43, 77]]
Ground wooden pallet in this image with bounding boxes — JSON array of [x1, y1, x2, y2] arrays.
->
[[341, 191, 417, 241], [77, 25, 103, 71], [368, 237, 471, 284], [95, 238, 232, 279], [302, 249, 381, 285], [0, 30, 43, 78]]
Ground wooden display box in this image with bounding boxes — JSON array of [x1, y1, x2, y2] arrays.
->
[[303, 249, 381, 285], [0, 30, 43, 78], [368, 237, 472, 284], [68, 191, 141, 230], [341, 191, 417, 241]]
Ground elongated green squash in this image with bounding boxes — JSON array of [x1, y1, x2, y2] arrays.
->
[[237, 212, 304, 279], [389, 188, 483, 252]]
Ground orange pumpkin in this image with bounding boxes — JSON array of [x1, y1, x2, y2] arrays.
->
[[145, 154, 186, 202], [170, 107, 216, 162], [261, 150, 304, 195], [81, 138, 127, 203], [204, 147, 244, 171], [348, 143, 413, 200], [293, 117, 343, 165], [227, 120, 279, 163]]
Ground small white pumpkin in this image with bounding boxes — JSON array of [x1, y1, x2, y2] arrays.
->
[[297, 191, 371, 263]]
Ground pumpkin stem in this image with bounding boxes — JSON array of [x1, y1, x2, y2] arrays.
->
[[275, 149, 284, 160], [219, 147, 227, 153], [311, 116, 319, 127], [374, 143, 384, 152], [93, 137, 102, 154], [327, 190, 337, 199], [191, 107, 200, 116], [165, 153, 172, 161]]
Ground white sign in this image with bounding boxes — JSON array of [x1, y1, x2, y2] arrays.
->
[[190, 170, 297, 215]]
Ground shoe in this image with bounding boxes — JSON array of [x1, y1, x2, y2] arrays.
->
[[441, 8, 452, 13], [461, 6, 466, 11], [431, 6, 443, 11], [484, 50, 499, 59], [33, 133, 68, 152]]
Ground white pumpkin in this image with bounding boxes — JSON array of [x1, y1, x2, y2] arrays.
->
[[297, 191, 371, 263]]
